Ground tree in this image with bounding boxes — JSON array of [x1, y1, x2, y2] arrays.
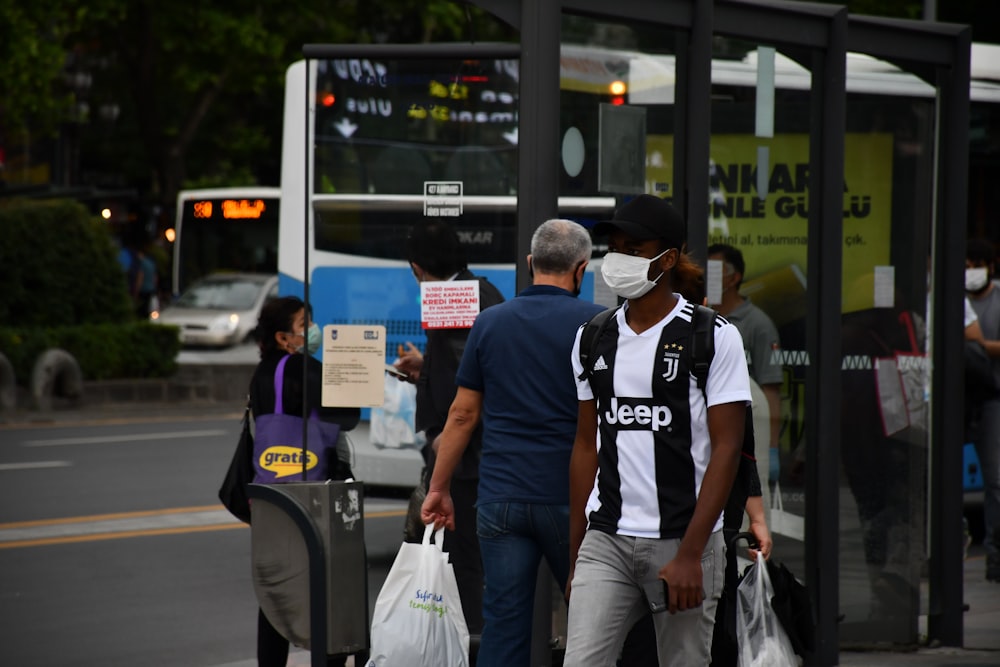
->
[[0, 1, 119, 137], [0, 0, 513, 219]]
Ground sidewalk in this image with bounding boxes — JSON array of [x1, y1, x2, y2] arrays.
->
[[838, 545, 1000, 666]]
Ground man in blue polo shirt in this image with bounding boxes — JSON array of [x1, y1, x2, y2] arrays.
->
[[421, 218, 604, 667]]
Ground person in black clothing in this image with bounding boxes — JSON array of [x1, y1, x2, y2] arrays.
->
[[393, 220, 505, 637], [250, 296, 360, 667]]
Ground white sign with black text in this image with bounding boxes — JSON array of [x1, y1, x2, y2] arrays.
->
[[423, 181, 463, 217]]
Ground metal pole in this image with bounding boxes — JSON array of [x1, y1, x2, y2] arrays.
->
[[805, 9, 847, 666], [677, 0, 713, 263], [302, 58, 312, 481], [927, 26, 971, 647], [518, 3, 561, 662], [515, 0, 560, 295], [923, 0, 936, 22]]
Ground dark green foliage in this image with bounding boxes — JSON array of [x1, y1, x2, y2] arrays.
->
[[0, 322, 180, 384], [0, 198, 178, 385], [0, 197, 133, 325]]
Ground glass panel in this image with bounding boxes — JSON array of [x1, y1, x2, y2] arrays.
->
[[559, 15, 681, 305], [306, 53, 524, 350], [838, 57, 934, 645], [705, 40, 812, 593], [313, 56, 519, 196], [555, 13, 684, 648]]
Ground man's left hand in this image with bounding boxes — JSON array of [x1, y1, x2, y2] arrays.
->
[[660, 552, 704, 613]]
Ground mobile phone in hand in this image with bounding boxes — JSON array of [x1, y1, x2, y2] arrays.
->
[[385, 364, 408, 380], [644, 579, 670, 613]]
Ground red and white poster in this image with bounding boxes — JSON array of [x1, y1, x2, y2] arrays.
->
[[420, 280, 480, 329]]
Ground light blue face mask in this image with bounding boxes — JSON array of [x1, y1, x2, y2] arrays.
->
[[305, 322, 321, 355]]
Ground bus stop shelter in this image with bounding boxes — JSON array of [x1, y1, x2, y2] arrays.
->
[[300, 0, 971, 664]]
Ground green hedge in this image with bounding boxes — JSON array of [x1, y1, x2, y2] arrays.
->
[[0, 197, 133, 325], [0, 322, 181, 383], [0, 198, 179, 384]]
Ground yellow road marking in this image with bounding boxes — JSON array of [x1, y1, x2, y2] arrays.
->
[[0, 505, 225, 530], [0, 523, 247, 550], [0, 504, 407, 550]]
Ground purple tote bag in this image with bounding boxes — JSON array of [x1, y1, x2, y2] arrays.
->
[[252, 355, 340, 483]]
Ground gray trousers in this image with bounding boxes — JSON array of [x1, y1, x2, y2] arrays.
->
[[564, 529, 725, 667]]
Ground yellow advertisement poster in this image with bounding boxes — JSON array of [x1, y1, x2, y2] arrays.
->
[[646, 133, 894, 320]]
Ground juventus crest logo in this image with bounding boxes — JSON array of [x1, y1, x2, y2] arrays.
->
[[661, 342, 682, 383], [661, 357, 680, 382]]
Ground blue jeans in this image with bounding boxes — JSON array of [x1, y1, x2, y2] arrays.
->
[[475, 502, 570, 667]]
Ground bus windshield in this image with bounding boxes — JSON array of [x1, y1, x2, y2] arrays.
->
[[173, 187, 280, 294]]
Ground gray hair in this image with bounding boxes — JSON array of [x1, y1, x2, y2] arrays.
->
[[530, 219, 593, 274]]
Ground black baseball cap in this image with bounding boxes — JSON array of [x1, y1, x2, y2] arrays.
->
[[594, 195, 686, 249]]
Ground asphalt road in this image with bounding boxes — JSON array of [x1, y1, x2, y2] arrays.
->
[[0, 414, 409, 667]]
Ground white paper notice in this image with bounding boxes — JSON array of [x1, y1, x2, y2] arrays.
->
[[706, 259, 724, 305], [321, 324, 386, 408], [423, 181, 463, 217], [874, 265, 895, 309], [420, 280, 480, 329]]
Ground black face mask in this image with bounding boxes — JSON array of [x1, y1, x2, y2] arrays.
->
[[571, 260, 585, 297]]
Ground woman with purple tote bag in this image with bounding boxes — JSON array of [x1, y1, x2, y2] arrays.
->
[[248, 295, 360, 667]]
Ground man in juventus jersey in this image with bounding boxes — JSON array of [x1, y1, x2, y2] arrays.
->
[[564, 195, 752, 667]]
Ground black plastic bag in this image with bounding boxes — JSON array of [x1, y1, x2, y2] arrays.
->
[[766, 558, 816, 656], [720, 532, 815, 661], [218, 405, 253, 524]]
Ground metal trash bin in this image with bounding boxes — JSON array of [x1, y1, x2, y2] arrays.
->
[[250, 480, 368, 657]]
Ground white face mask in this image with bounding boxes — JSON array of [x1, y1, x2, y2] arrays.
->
[[966, 267, 989, 292], [601, 249, 668, 299]]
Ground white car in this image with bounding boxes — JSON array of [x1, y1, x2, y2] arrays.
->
[[151, 272, 278, 347]]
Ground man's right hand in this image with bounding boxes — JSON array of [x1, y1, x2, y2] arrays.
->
[[420, 489, 455, 531], [394, 342, 423, 383]]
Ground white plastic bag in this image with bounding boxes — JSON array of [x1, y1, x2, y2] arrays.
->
[[366, 524, 469, 667], [370, 377, 417, 450], [737, 552, 797, 667]]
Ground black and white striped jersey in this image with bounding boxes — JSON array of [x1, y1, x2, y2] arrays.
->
[[571, 295, 752, 539]]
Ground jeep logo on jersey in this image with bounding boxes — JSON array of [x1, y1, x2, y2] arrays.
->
[[603, 397, 672, 431]]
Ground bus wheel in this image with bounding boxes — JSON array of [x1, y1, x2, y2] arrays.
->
[[31, 349, 83, 411], [0, 353, 15, 411]]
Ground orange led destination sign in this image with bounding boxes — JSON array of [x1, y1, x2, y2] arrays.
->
[[192, 199, 267, 220]]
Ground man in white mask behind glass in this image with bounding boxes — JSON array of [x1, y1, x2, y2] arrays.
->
[[563, 195, 752, 667], [965, 237, 1000, 583]]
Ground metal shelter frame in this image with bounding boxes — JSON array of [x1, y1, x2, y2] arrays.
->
[[295, 0, 970, 662], [463, 1, 969, 664]]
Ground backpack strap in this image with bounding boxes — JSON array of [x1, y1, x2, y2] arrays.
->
[[577, 307, 618, 381], [690, 304, 717, 399]]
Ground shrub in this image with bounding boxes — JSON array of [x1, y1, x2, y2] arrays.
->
[[0, 322, 181, 384], [0, 197, 132, 325], [0, 198, 178, 385]]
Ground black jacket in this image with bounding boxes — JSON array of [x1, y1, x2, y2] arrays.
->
[[415, 270, 504, 480]]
